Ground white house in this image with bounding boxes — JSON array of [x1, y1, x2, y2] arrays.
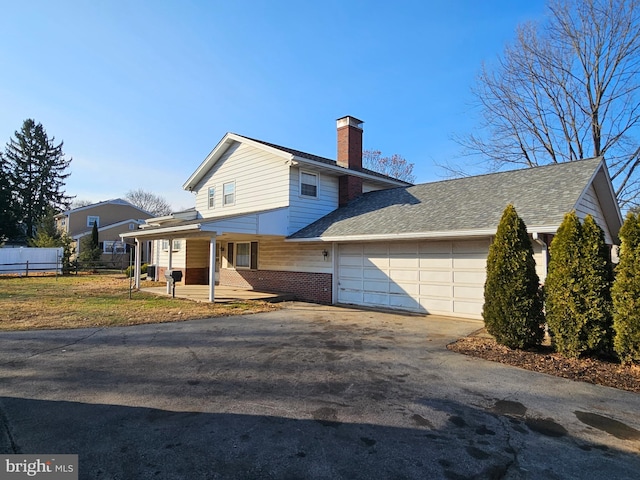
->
[[123, 116, 622, 319]]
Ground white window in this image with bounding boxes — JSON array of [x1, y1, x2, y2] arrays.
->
[[103, 241, 126, 254], [162, 239, 181, 251], [87, 215, 99, 227], [208, 187, 215, 209], [300, 171, 318, 198], [223, 182, 235, 206], [235, 242, 251, 268]]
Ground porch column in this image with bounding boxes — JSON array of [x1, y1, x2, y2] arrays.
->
[[208, 236, 216, 302], [134, 239, 142, 289], [166, 239, 173, 295]]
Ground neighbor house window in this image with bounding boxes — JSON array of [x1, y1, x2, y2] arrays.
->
[[129, 223, 136, 230], [300, 171, 318, 198], [162, 239, 182, 251], [208, 187, 215, 209], [87, 215, 99, 227], [223, 182, 235, 206], [103, 241, 126, 254]]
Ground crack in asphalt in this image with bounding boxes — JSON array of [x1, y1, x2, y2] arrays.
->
[[0, 402, 20, 454], [0, 328, 105, 366]]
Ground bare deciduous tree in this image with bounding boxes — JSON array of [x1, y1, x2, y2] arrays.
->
[[457, 0, 640, 208], [125, 189, 172, 217], [363, 150, 416, 183]]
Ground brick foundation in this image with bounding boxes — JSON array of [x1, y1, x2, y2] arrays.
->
[[219, 269, 332, 304], [184, 267, 208, 285]]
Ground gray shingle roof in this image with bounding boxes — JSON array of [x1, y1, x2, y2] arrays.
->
[[237, 135, 412, 185], [288, 157, 604, 239]]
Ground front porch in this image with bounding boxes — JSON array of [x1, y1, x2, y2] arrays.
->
[[141, 284, 295, 303]]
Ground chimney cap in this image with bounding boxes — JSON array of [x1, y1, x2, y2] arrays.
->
[[336, 116, 364, 130]]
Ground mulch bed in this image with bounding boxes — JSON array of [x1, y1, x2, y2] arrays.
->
[[447, 331, 640, 393]]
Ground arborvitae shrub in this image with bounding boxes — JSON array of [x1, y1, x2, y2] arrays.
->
[[546, 213, 613, 358], [580, 215, 614, 356], [612, 212, 640, 363], [483, 204, 544, 349]]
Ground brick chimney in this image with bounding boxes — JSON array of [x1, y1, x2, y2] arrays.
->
[[337, 116, 364, 206]]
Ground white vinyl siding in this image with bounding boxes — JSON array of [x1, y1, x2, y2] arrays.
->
[[156, 239, 187, 269], [194, 143, 290, 218], [575, 184, 613, 244], [256, 237, 332, 274], [289, 168, 339, 235], [337, 239, 490, 319]]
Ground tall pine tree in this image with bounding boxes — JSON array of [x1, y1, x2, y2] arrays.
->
[[4, 119, 72, 240], [612, 212, 640, 363], [0, 152, 19, 242], [483, 204, 544, 349]]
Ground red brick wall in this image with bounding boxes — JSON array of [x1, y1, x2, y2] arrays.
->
[[339, 175, 364, 206], [337, 123, 362, 169], [220, 269, 332, 304]]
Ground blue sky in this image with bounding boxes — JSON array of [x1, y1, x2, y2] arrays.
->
[[0, 0, 547, 210]]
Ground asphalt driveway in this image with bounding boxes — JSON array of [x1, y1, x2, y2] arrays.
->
[[0, 302, 639, 479]]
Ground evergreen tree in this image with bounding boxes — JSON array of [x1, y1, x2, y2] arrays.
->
[[546, 213, 614, 358], [483, 204, 544, 349], [581, 215, 614, 356], [78, 221, 101, 263], [28, 208, 61, 247], [0, 153, 18, 242], [612, 212, 640, 363], [4, 119, 72, 239]]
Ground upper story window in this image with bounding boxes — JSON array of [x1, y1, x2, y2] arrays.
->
[[208, 187, 216, 209], [161, 239, 182, 251], [129, 223, 137, 230], [300, 171, 318, 198], [223, 182, 235, 206], [87, 215, 99, 227]]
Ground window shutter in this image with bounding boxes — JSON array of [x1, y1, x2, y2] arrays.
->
[[227, 242, 234, 267], [250, 242, 258, 269]]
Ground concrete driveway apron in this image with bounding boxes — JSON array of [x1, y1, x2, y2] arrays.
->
[[1, 302, 639, 479]]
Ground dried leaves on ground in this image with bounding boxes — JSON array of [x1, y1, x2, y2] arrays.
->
[[448, 330, 640, 393]]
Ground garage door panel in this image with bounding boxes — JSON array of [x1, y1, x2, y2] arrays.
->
[[390, 282, 419, 295], [363, 292, 389, 305], [389, 242, 418, 254], [454, 270, 486, 284], [453, 240, 489, 253], [454, 300, 484, 315], [363, 243, 389, 255], [419, 283, 451, 297], [340, 244, 363, 255], [454, 285, 484, 300], [339, 266, 364, 279], [339, 289, 363, 304], [419, 256, 452, 269], [340, 255, 364, 267], [339, 279, 362, 290], [363, 268, 389, 280], [420, 270, 452, 283], [419, 241, 452, 254], [389, 269, 418, 281], [363, 280, 389, 293], [421, 298, 453, 313], [390, 294, 419, 309], [389, 257, 419, 268], [364, 257, 389, 269], [453, 255, 486, 269]]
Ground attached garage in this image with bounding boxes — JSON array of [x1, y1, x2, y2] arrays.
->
[[337, 239, 489, 319]]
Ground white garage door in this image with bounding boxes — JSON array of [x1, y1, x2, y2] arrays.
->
[[337, 240, 489, 318]]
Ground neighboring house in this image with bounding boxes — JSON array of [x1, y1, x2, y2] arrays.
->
[[56, 199, 153, 264], [123, 116, 622, 319]]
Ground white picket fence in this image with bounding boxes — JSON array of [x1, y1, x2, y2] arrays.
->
[[0, 247, 63, 275]]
